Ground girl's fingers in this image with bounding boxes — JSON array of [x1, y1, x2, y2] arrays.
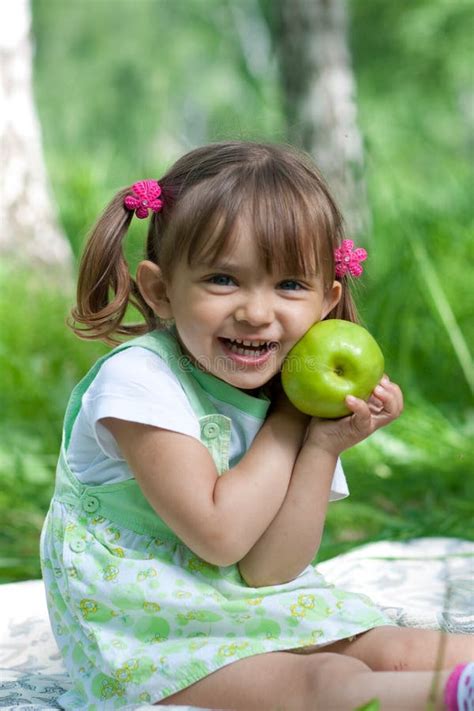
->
[[367, 393, 384, 413], [345, 395, 365, 412], [389, 389, 403, 416], [372, 379, 404, 417], [346, 376, 403, 431], [311, 379, 404, 453], [345, 396, 372, 434]]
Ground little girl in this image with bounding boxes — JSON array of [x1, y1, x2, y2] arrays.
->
[[41, 141, 473, 710]]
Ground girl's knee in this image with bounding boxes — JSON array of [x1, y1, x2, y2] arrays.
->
[[306, 652, 370, 696], [314, 652, 370, 674]]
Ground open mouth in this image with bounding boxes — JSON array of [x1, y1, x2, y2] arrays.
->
[[219, 337, 279, 357]]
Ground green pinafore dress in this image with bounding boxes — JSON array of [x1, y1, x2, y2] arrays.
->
[[40, 329, 391, 709]]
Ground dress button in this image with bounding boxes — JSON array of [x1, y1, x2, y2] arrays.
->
[[70, 539, 86, 553], [202, 422, 219, 439], [82, 495, 100, 513]]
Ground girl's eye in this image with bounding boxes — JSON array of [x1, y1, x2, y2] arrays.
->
[[207, 274, 235, 286], [278, 279, 305, 291]]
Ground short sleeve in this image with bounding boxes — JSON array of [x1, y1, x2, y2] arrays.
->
[[329, 459, 349, 501], [79, 347, 201, 460]]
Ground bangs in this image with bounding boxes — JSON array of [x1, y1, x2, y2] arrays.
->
[[160, 146, 343, 287], [245, 162, 339, 283]]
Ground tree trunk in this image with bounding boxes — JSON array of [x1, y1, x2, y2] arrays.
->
[[0, 0, 72, 272], [268, 0, 369, 236]]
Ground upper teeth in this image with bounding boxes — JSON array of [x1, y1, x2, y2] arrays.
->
[[231, 339, 267, 347]]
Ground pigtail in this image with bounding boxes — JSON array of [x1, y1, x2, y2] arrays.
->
[[69, 188, 158, 345]]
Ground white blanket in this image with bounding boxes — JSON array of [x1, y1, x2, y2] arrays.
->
[[1, 537, 472, 710]]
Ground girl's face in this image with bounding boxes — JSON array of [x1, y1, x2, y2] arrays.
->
[[144, 228, 341, 391]]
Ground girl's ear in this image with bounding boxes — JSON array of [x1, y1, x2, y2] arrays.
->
[[136, 260, 173, 320], [321, 280, 342, 319]]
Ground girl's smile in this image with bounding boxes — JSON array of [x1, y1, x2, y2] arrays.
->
[[141, 228, 341, 391], [217, 336, 279, 367]]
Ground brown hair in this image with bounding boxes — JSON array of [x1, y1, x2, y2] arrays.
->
[[71, 141, 358, 344]]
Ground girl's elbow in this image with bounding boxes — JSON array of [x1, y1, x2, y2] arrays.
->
[[238, 565, 262, 588], [238, 568, 277, 588], [208, 551, 240, 567], [237, 559, 270, 588], [208, 539, 248, 568], [238, 558, 303, 588], [193, 527, 246, 568]]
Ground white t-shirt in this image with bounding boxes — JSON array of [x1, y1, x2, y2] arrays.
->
[[67, 347, 349, 500]]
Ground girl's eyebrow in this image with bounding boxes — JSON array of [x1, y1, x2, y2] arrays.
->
[[201, 260, 241, 272]]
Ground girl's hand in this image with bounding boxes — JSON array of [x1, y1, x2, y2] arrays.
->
[[305, 374, 403, 456]]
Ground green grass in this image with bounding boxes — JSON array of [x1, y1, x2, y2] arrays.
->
[[320, 403, 474, 562], [0, 267, 106, 582]]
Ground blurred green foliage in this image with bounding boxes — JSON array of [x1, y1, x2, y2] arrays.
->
[[31, 0, 284, 257], [1, 0, 472, 582]]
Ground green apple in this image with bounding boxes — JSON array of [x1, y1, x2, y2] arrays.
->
[[281, 319, 385, 419]]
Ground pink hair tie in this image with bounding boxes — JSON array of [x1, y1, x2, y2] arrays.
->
[[334, 239, 367, 278], [124, 179, 163, 219]]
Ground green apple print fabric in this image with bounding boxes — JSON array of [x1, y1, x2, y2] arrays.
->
[[40, 330, 392, 709]]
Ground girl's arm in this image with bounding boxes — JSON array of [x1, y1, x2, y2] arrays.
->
[[101, 402, 308, 567], [238, 375, 403, 587]]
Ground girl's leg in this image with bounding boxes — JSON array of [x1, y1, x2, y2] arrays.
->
[[323, 625, 474, 671], [158, 650, 451, 711]]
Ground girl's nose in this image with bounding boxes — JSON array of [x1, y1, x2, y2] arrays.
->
[[234, 292, 273, 326]]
